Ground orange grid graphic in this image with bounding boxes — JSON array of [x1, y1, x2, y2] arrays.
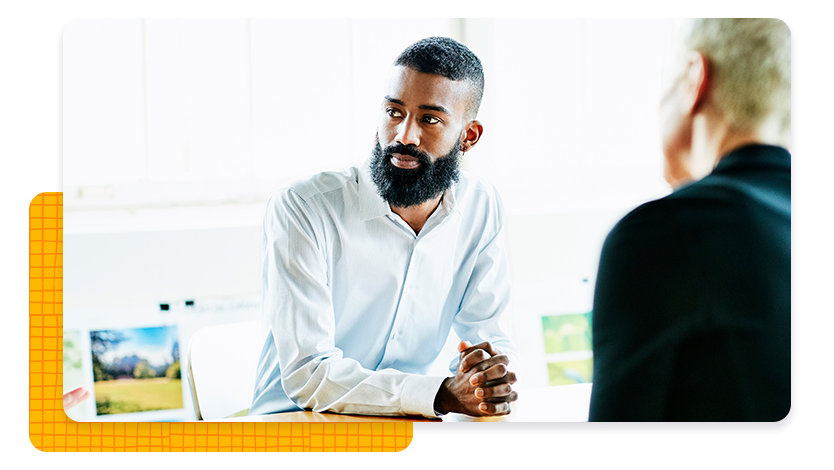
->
[[28, 192, 413, 452]]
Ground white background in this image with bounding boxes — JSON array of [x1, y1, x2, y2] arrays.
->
[[1, 0, 832, 468]]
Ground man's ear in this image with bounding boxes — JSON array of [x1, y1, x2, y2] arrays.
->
[[683, 51, 710, 115], [459, 120, 484, 153]]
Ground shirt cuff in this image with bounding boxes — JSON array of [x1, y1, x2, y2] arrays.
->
[[400, 374, 447, 418]]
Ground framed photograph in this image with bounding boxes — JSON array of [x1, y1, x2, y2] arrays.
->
[[89, 325, 183, 417]]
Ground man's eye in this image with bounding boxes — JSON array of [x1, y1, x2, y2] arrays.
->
[[386, 108, 403, 118], [423, 115, 440, 124]]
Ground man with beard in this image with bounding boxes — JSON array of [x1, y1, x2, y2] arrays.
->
[[249, 37, 518, 418], [589, 19, 790, 421]]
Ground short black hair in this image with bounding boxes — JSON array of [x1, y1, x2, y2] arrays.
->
[[394, 36, 485, 118]]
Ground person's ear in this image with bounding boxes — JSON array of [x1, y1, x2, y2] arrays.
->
[[683, 51, 710, 115], [459, 120, 484, 153]]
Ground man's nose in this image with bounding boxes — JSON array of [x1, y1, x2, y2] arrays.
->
[[395, 117, 421, 147]]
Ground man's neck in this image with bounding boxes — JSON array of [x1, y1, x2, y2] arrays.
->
[[690, 112, 789, 179], [390, 195, 443, 235]]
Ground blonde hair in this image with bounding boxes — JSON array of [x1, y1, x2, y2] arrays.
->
[[684, 18, 791, 136]]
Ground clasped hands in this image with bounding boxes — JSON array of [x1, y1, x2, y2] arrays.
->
[[434, 340, 518, 417]]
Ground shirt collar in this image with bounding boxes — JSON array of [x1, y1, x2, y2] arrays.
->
[[439, 177, 461, 217], [357, 159, 462, 221], [358, 161, 392, 221], [713, 144, 791, 174]]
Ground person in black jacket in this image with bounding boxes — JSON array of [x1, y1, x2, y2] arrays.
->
[[589, 19, 791, 421]]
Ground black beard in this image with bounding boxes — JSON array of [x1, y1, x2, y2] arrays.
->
[[370, 138, 462, 208]]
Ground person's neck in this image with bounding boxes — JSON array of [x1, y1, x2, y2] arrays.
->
[[690, 112, 788, 179], [390, 195, 443, 235]]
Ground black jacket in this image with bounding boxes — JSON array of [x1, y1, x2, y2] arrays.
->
[[589, 144, 791, 421]]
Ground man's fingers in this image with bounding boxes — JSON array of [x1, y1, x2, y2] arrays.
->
[[468, 360, 511, 386], [477, 401, 512, 416], [459, 349, 491, 373], [472, 355, 510, 373], [482, 371, 517, 388], [459, 341, 500, 359], [474, 383, 513, 399], [481, 390, 519, 404], [458, 341, 506, 373]]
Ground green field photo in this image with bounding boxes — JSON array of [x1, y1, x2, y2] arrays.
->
[[547, 358, 594, 386], [90, 325, 183, 416], [541, 312, 593, 354], [94, 377, 183, 415]]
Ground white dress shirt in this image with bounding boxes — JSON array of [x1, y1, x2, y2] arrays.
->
[[249, 161, 514, 418]]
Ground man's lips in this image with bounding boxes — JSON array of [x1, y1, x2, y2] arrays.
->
[[390, 153, 422, 169]]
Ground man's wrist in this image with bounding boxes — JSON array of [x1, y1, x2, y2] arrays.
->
[[433, 377, 454, 415]]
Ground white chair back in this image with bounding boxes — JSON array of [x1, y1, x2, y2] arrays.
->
[[186, 320, 263, 420]]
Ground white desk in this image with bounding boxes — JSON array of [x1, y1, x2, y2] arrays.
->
[[217, 384, 592, 423], [444, 383, 592, 422]]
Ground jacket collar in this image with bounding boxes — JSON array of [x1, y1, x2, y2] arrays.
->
[[713, 144, 791, 174]]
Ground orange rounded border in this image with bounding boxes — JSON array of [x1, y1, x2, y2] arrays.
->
[[28, 192, 413, 452]]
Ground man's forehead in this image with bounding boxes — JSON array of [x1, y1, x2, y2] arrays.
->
[[384, 65, 471, 114]]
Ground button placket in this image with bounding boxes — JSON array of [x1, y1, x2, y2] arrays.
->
[[377, 238, 417, 367], [393, 240, 418, 341]]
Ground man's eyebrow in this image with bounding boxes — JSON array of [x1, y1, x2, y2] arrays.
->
[[418, 104, 450, 114], [384, 96, 450, 115]]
